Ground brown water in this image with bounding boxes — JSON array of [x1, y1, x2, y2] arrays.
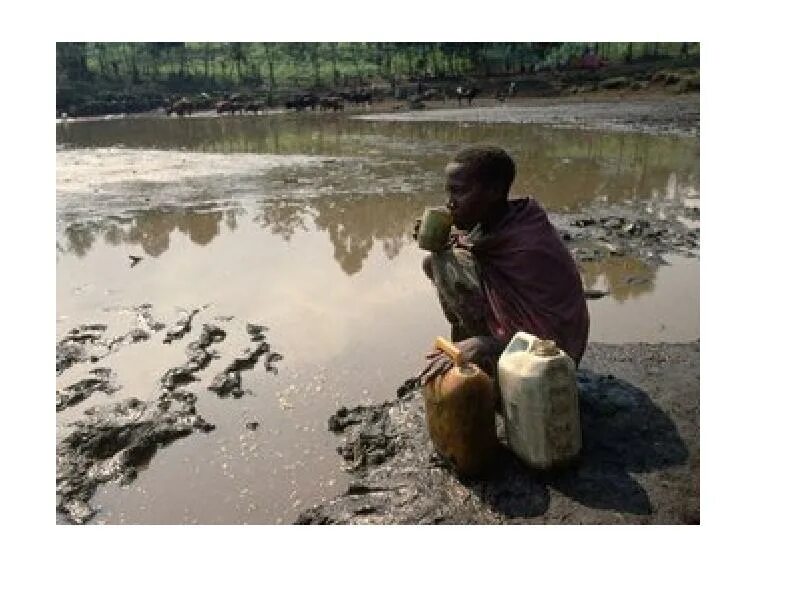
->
[[56, 107, 699, 524]]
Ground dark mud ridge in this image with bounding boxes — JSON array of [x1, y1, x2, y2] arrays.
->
[[561, 211, 699, 265], [296, 341, 699, 525], [551, 207, 699, 299], [56, 392, 212, 524], [57, 368, 121, 412], [207, 330, 283, 399], [56, 307, 283, 524], [56, 305, 163, 375]]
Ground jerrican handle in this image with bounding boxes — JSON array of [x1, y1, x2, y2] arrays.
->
[[435, 336, 464, 367]]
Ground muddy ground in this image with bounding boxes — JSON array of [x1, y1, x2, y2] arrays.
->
[[56, 90, 699, 524], [55, 200, 698, 524], [56, 313, 282, 524], [55, 201, 698, 524], [296, 341, 699, 524], [361, 94, 699, 137]]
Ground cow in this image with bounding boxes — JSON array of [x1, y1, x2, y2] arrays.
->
[[342, 89, 372, 107], [319, 96, 344, 111], [194, 92, 214, 110], [245, 101, 264, 115], [285, 93, 319, 111], [455, 86, 479, 106], [216, 100, 244, 115], [166, 97, 193, 116]]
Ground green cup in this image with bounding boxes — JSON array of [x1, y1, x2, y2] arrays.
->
[[417, 207, 453, 252]]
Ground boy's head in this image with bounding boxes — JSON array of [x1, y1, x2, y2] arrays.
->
[[445, 146, 516, 230]]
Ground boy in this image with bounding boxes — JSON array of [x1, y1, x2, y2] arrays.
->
[[419, 146, 589, 383]]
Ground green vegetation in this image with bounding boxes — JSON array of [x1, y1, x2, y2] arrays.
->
[[56, 42, 699, 115]]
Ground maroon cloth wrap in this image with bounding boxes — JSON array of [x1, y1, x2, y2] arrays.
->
[[464, 198, 590, 365]]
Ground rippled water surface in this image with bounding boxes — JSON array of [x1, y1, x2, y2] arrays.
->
[[56, 107, 699, 524]]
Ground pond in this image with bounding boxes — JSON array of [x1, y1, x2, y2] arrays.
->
[[56, 105, 699, 524]]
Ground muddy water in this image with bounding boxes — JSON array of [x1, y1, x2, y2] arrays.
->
[[56, 108, 699, 524]]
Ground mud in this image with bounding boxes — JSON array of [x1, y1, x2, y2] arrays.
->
[[328, 402, 403, 472], [56, 305, 171, 376], [56, 313, 283, 524], [558, 211, 700, 270], [295, 341, 699, 524], [132, 303, 166, 332], [57, 393, 214, 524], [357, 96, 699, 137], [159, 323, 226, 391], [207, 324, 281, 398], [57, 368, 120, 412], [163, 308, 201, 344]]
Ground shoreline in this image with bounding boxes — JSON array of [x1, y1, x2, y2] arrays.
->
[[296, 341, 700, 525]]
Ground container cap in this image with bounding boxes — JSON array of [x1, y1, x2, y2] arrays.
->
[[533, 339, 560, 357]]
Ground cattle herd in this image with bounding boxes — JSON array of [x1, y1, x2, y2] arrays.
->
[[164, 83, 516, 116], [164, 89, 374, 117]]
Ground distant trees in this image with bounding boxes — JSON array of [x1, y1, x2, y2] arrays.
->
[[229, 43, 247, 81], [56, 43, 91, 81], [57, 42, 699, 92]]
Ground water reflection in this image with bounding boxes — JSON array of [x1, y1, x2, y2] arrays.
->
[[59, 195, 668, 303], [57, 113, 698, 301], [580, 256, 656, 302], [57, 117, 697, 212], [312, 195, 421, 275], [57, 115, 698, 205], [256, 199, 311, 242], [62, 207, 241, 258], [63, 223, 96, 258]]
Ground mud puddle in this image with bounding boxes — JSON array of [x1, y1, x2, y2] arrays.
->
[[57, 103, 698, 523]]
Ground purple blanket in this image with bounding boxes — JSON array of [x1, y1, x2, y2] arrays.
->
[[465, 198, 589, 365]]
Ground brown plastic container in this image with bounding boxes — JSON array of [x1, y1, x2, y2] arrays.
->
[[423, 337, 498, 477]]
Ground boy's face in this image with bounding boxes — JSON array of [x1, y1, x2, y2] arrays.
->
[[445, 162, 498, 230]]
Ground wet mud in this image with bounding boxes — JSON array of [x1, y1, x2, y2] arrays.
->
[[57, 393, 213, 524], [296, 341, 699, 524], [56, 306, 166, 375], [159, 321, 226, 391], [56, 308, 284, 524], [57, 367, 120, 412], [207, 322, 281, 397], [357, 96, 699, 137], [207, 335, 277, 398], [558, 210, 699, 284], [163, 308, 201, 343]]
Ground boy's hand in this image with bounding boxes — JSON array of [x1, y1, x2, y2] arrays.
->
[[417, 336, 502, 385]]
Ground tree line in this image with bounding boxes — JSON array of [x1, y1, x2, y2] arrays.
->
[[57, 42, 699, 91]]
